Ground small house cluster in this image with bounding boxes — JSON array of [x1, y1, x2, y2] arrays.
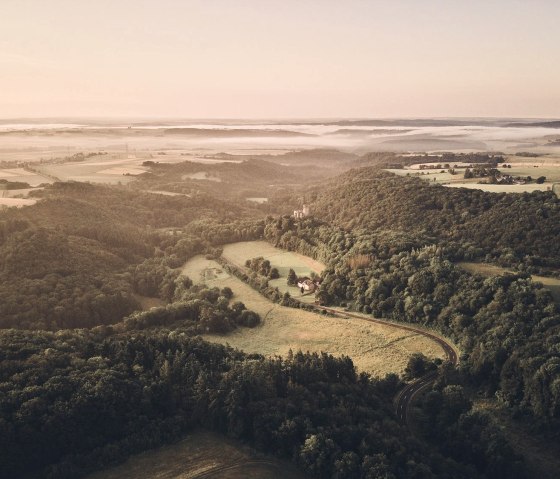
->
[[297, 276, 321, 293], [293, 204, 310, 219]]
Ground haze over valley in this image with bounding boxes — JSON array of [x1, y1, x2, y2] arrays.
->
[[2, 2, 560, 479]]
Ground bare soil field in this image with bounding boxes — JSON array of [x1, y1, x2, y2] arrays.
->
[[182, 252, 445, 376], [458, 262, 560, 303], [87, 430, 306, 479]]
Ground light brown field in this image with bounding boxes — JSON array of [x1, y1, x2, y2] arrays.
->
[[445, 182, 555, 193], [96, 166, 147, 175], [86, 430, 306, 479], [182, 252, 446, 377], [0, 168, 51, 186], [458, 262, 560, 303], [0, 197, 37, 208], [0, 187, 42, 198], [246, 197, 268, 203], [183, 172, 222, 182]]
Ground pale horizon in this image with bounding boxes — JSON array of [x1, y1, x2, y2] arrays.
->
[[2, 0, 560, 118]]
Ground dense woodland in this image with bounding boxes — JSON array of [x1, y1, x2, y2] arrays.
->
[[263, 167, 560, 435], [2, 162, 560, 478], [304, 169, 560, 269], [0, 182, 261, 329], [1, 328, 522, 479]]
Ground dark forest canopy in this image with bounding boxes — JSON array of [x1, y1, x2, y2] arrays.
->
[[0, 182, 264, 330], [0, 328, 521, 479], [2, 165, 560, 478], [306, 168, 560, 269]]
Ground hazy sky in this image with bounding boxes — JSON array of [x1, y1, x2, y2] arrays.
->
[[1, 0, 559, 118]]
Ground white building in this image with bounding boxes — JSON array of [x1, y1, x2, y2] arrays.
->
[[293, 204, 310, 218]]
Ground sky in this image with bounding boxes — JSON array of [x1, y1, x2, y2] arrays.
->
[[1, 0, 559, 119]]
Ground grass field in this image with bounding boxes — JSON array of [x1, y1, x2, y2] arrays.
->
[[222, 241, 325, 304], [183, 172, 222, 182], [0, 167, 52, 186], [458, 262, 560, 303], [36, 160, 146, 184], [387, 159, 560, 195], [87, 430, 306, 479], [182, 250, 446, 377], [445, 182, 555, 193]]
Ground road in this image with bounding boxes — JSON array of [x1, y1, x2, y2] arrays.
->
[[219, 257, 458, 428], [308, 305, 458, 427]]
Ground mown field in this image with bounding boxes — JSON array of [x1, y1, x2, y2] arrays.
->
[[182, 249, 446, 377], [0, 167, 51, 186], [387, 158, 560, 195], [87, 430, 306, 479], [459, 262, 560, 303], [221, 241, 324, 304], [35, 158, 147, 184]]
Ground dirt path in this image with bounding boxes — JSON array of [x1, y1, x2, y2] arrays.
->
[[182, 255, 446, 376]]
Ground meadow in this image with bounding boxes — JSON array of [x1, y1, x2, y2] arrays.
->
[[387, 156, 560, 195], [221, 241, 325, 304], [182, 248, 446, 377], [87, 430, 306, 479], [458, 262, 560, 303]]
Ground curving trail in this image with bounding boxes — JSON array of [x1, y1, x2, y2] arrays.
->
[[216, 253, 458, 428], [308, 305, 458, 427]]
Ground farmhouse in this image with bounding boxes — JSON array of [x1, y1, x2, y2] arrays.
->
[[297, 276, 321, 292], [293, 204, 310, 219]]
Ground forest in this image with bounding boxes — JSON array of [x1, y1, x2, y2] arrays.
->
[[262, 167, 560, 443], [2, 164, 559, 478]]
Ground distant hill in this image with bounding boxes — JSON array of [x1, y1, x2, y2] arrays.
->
[[506, 120, 560, 128], [163, 128, 315, 137], [309, 168, 560, 266]]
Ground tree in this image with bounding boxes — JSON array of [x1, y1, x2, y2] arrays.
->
[[287, 268, 298, 286], [536, 176, 546, 184], [404, 353, 433, 379]]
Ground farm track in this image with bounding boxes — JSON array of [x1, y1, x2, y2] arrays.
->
[[191, 459, 281, 478], [218, 254, 458, 429]]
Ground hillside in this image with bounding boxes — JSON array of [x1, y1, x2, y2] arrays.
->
[[308, 168, 560, 269], [0, 182, 261, 329]]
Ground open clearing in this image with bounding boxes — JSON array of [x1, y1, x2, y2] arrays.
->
[[0, 197, 37, 208], [182, 249, 445, 377], [459, 262, 560, 303], [387, 160, 560, 196], [87, 430, 306, 479], [182, 172, 222, 182], [445, 182, 556, 193], [0, 168, 51, 186], [221, 241, 325, 304]]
